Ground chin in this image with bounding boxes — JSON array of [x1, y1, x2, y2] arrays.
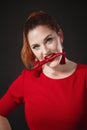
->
[[47, 58, 61, 68]]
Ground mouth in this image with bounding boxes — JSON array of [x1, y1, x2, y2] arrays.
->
[[44, 53, 55, 59], [32, 52, 65, 70]]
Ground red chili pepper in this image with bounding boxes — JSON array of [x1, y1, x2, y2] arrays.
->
[[32, 52, 66, 70]]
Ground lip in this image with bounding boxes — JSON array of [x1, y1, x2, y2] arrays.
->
[[32, 52, 65, 70], [45, 53, 55, 59]]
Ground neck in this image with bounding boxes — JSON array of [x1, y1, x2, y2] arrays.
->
[[42, 58, 77, 79]]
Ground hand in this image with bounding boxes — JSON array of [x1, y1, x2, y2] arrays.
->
[[0, 115, 11, 130]]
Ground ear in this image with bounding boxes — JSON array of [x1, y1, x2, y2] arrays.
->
[[57, 29, 64, 43]]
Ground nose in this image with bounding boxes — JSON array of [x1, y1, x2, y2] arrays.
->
[[41, 45, 49, 57]]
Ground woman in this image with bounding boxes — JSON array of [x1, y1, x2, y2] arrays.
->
[[0, 10, 87, 130]]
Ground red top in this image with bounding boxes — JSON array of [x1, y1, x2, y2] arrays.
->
[[0, 64, 87, 130]]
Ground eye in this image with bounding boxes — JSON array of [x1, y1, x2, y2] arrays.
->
[[32, 44, 40, 50], [46, 37, 53, 43]]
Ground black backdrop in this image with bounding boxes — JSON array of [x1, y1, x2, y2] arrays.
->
[[0, 1, 87, 130]]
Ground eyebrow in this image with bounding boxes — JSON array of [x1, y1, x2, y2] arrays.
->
[[31, 33, 53, 47]]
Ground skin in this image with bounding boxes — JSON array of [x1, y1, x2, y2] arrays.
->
[[28, 25, 77, 79], [0, 116, 11, 130], [28, 25, 63, 66]]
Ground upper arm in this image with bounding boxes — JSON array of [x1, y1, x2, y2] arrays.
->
[[0, 69, 26, 116]]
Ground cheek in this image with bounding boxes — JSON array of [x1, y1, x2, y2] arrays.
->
[[49, 41, 59, 51], [33, 51, 42, 60]]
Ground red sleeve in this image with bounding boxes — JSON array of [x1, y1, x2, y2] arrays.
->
[[0, 69, 26, 117]]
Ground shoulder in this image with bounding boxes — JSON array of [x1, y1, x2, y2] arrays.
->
[[77, 63, 87, 75], [77, 63, 87, 70], [20, 68, 42, 79]]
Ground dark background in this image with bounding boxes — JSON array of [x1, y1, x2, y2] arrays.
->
[[0, 1, 87, 130]]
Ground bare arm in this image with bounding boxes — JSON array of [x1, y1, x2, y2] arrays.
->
[[0, 115, 11, 130]]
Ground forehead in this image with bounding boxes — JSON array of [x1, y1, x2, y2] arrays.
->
[[27, 25, 56, 45]]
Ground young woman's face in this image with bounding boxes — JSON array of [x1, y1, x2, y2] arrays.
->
[[28, 25, 63, 67]]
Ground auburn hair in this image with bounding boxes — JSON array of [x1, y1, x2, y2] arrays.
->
[[21, 10, 61, 68]]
